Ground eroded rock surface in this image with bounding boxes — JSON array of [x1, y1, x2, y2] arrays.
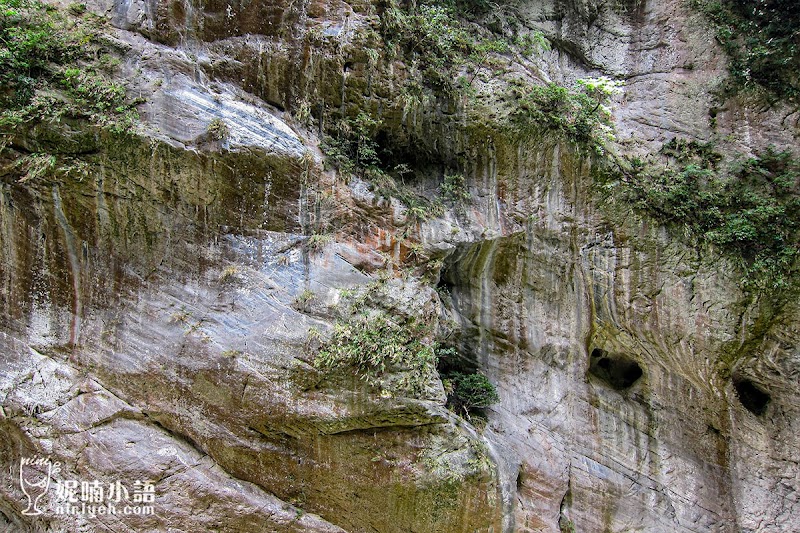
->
[[1, 0, 798, 531]]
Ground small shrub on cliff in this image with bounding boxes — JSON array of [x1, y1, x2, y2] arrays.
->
[[321, 112, 382, 177], [381, 2, 472, 71], [14, 152, 55, 183], [514, 30, 550, 56], [294, 289, 316, 311], [440, 173, 471, 204], [380, 0, 535, 96], [218, 265, 240, 284], [314, 312, 437, 396], [305, 233, 333, 252], [511, 77, 621, 152], [206, 118, 229, 141], [443, 371, 499, 417]]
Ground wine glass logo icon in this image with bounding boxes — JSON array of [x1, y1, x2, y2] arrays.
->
[[19, 456, 60, 516]]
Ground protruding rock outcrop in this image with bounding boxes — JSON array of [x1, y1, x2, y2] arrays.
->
[[1, 0, 798, 531]]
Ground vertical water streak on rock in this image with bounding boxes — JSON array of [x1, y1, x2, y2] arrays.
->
[[181, 0, 197, 45], [257, 40, 265, 91], [302, 37, 316, 98], [586, 233, 620, 327], [483, 430, 519, 533], [263, 170, 273, 230], [95, 164, 111, 231], [299, 162, 311, 289], [475, 239, 499, 368], [52, 186, 82, 348], [485, 139, 500, 233], [0, 189, 16, 318], [340, 65, 348, 120]]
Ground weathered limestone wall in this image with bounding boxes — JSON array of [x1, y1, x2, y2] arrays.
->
[[434, 139, 800, 531], [1, 0, 798, 531]]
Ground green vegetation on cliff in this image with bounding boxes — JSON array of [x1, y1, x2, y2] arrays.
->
[[435, 346, 499, 417], [442, 371, 499, 416], [314, 311, 437, 397], [319, 0, 619, 223], [605, 139, 800, 291], [509, 76, 621, 152], [380, 0, 519, 92], [321, 113, 448, 222], [0, 0, 138, 132], [692, 0, 800, 105]]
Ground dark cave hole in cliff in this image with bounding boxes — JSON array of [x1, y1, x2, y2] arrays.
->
[[733, 377, 770, 416], [436, 343, 479, 375], [437, 275, 455, 294], [373, 129, 459, 183], [589, 348, 643, 390], [375, 130, 420, 170]]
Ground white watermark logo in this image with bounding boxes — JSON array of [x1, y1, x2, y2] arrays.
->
[[19, 456, 156, 517], [20, 456, 59, 516]]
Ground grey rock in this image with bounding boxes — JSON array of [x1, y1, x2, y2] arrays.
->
[[1, 0, 798, 531]]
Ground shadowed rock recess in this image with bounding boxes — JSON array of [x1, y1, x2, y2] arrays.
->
[[1, 0, 799, 531]]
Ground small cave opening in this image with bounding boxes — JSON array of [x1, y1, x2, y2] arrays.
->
[[372, 128, 462, 191], [435, 341, 478, 376], [588, 348, 643, 390], [435, 256, 461, 305], [436, 275, 455, 294], [733, 377, 770, 416]]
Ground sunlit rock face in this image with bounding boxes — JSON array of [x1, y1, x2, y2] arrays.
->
[[1, 0, 798, 531], [0, 94, 502, 531], [435, 142, 799, 532]]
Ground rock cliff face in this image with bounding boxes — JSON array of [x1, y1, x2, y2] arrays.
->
[[1, 0, 798, 532]]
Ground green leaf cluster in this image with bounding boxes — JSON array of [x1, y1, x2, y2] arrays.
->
[[510, 77, 621, 151], [379, 0, 531, 93], [314, 311, 437, 396], [443, 371, 499, 415], [692, 0, 800, 105], [439, 173, 471, 204], [382, 2, 474, 72], [0, 0, 137, 131], [611, 140, 800, 291], [206, 117, 229, 141], [321, 112, 381, 176]]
